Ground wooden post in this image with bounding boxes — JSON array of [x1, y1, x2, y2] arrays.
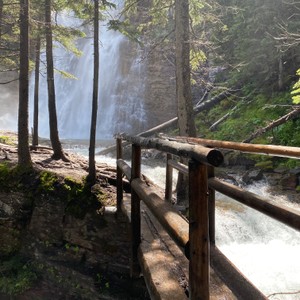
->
[[189, 160, 209, 300], [165, 153, 173, 202], [130, 144, 141, 278], [208, 166, 215, 245], [116, 138, 123, 214]]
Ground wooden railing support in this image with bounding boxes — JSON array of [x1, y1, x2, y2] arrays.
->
[[208, 166, 215, 245], [130, 144, 142, 278], [189, 160, 210, 300], [116, 138, 123, 213], [165, 153, 173, 202]]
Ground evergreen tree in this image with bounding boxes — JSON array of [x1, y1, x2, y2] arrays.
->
[[212, 0, 300, 92], [45, 0, 68, 161], [88, 0, 100, 184], [0, 1, 20, 74], [18, 0, 32, 168]]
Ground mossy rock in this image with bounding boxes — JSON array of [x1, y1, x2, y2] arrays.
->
[[255, 160, 273, 169], [0, 135, 16, 146], [0, 226, 21, 256]]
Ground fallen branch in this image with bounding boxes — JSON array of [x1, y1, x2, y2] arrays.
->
[[209, 106, 237, 131], [243, 106, 300, 143]]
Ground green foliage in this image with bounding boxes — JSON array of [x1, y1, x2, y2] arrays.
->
[[211, 0, 300, 92], [0, 164, 22, 192], [196, 91, 297, 145], [272, 118, 300, 147], [63, 177, 103, 218], [291, 69, 300, 104], [190, 49, 207, 71], [107, 20, 141, 44], [0, 163, 10, 177], [39, 171, 59, 192], [0, 256, 37, 295]]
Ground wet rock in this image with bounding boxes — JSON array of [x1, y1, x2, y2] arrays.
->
[[224, 153, 256, 169], [263, 172, 282, 186], [290, 167, 300, 175], [0, 192, 31, 256], [29, 195, 65, 246], [279, 173, 299, 190], [273, 166, 289, 174], [241, 169, 264, 184]]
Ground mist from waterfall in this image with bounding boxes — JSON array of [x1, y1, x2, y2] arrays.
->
[[30, 0, 147, 140]]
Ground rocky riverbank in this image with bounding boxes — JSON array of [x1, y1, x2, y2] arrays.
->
[[218, 152, 300, 204]]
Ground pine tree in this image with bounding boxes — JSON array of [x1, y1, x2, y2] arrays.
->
[[88, 0, 100, 184], [18, 0, 32, 168]]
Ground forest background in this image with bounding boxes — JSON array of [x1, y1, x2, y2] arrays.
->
[[0, 0, 300, 169]]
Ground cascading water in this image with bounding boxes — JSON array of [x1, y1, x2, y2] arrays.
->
[[214, 182, 300, 299], [30, 0, 147, 140]]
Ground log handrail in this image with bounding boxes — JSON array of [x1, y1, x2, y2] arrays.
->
[[161, 135, 300, 159], [116, 133, 224, 167], [208, 178, 300, 231], [115, 134, 299, 300]]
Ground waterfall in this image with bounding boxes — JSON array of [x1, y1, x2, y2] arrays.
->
[[30, 1, 147, 140]]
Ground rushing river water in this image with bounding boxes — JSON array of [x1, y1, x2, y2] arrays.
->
[[75, 146, 300, 300]]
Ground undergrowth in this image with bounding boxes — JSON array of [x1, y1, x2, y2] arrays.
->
[[195, 90, 300, 168], [0, 256, 37, 296]]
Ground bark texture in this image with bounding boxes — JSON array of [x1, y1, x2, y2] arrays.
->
[[88, 0, 100, 184], [18, 0, 32, 167], [45, 0, 67, 161], [175, 0, 196, 138]]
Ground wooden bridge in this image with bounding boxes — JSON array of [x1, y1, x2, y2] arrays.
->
[[115, 134, 300, 300]]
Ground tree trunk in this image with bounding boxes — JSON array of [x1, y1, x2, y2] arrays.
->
[[0, 0, 3, 44], [175, 0, 196, 138], [45, 0, 68, 161], [278, 55, 284, 91], [32, 33, 41, 148], [18, 0, 32, 168], [175, 0, 196, 204], [88, 0, 99, 184]]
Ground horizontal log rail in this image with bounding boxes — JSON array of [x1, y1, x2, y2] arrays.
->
[[132, 178, 189, 249], [209, 178, 300, 232], [168, 159, 188, 175], [161, 135, 300, 159], [115, 134, 298, 300], [116, 133, 224, 167]]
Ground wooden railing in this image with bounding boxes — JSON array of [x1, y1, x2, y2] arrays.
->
[[115, 133, 300, 300]]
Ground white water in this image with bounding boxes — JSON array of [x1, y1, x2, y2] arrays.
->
[[215, 182, 300, 299], [29, 1, 147, 140], [91, 153, 300, 299]]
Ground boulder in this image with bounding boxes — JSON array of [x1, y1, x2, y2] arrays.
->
[[279, 173, 299, 190], [241, 169, 264, 184]]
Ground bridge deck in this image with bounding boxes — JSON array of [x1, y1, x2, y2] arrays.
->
[[122, 194, 237, 300]]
